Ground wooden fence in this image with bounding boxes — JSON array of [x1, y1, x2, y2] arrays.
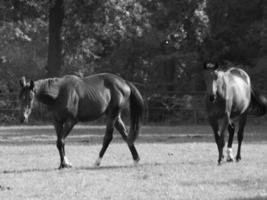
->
[[2, 90, 267, 125], [0, 91, 208, 125]]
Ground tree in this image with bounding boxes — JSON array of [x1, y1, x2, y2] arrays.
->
[[0, 0, 48, 91], [205, 0, 265, 64], [47, 0, 64, 76]]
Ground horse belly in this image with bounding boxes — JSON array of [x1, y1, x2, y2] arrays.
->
[[78, 100, 106, 121], [77, 93, 110, 122]]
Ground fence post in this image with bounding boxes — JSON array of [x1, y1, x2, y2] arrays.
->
[[193, 110, 197, 124]]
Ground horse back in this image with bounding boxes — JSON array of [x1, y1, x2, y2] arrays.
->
[[82, 73, 131, 102], [71, 73, 130, 121], [225, 68, 251, 115], [228, 68, 250, 85]]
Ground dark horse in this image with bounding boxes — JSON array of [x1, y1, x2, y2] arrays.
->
[[19, 73, 144, 169], [203, 62, 267, 164]]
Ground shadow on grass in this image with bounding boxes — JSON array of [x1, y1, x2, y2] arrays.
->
[[0, 134, 213, 146], [181, 176, 267, 188], [0, 162, 166, 174], [230, 197, 267, 200], [1, 167, 58, 174], [0, 158, 218, 174], [1, 133, 267, 146], [75, 162, 164, 171]]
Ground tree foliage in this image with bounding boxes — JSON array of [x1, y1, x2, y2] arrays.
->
[[1, 0, 267, 94]]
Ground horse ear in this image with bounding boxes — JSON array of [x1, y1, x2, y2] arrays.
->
[[20, 76, 26, 88], [29, 80, 34, 90], [203, 62, 218, 70], [203, 62, 208, 69], [203, 62, 212, 70], [214, 63, 219, 70]]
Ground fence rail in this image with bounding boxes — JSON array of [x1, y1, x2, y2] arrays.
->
[[0, 91, 207, 124], [1, 91, 267, 125]]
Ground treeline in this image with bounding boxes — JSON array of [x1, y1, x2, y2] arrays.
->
[[1, 0, 267, 94]]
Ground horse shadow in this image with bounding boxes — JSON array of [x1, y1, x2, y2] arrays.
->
[[230, 197, 267, 200], [0, 162, 165, 174], [76, 161, 164, 171], [1, 167, 57, 174]]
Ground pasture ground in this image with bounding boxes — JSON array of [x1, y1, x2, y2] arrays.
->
[[0, 125, 267, 200]]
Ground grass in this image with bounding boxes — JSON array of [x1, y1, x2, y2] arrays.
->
[[0, 125, 267, 200]]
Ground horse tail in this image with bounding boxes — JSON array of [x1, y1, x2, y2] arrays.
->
[[249, 87, 267, 116], [127, 82, 144, 143]]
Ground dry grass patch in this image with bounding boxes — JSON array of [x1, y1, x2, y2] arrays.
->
[[0, 142, 266, 200]]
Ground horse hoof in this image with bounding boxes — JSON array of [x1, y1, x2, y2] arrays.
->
[[226, 158, 234, 162], [58, 163, 72, 169], [236, 156, 241, 162], [133, 157, 140, 165], [93, 157, 102, 167], [134, 158, 140, 166], [93, 162, 100, 168], [217, 159, 223, 165]]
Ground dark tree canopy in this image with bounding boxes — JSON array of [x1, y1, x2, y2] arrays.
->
[[1, 0, 267, 92]]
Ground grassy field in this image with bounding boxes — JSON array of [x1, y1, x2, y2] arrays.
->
[[0, 125, 267, 200]]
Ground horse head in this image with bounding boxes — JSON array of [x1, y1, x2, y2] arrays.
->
[[203, 62, 219, 103], [18, 76, 35, 123]]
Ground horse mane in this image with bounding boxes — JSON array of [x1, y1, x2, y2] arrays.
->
[[34, 78, 61, 104]]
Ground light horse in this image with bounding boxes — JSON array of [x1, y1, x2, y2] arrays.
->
[[19, 73, 144, 169], [203, 62, 267, 164]]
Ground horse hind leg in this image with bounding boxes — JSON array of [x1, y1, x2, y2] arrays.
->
[[236, 114, 247, 162], [115, 116, 140, 164], [226, 123, 235, 162], [55, 122, 64, 169], [94, 116, 116, 167]]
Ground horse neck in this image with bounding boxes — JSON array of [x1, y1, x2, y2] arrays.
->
[[216, 71, 227, 97], [33, 79, 59, 105], [33, 79, 46, 96]]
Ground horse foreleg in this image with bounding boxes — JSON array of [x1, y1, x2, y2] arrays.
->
[[55, 120, 75, 169], [218, 117, 228, 164], [94, 118, 115, 167], [236, 114, 247, 162], [226, 124, 235, 162], [54, 122, 64, 168], [209, 116, 228, 165], [209, 117, 221, 164], [115, 116, 140, 164]]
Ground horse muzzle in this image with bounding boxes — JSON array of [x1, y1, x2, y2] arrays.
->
[[19, 115, 29, 123], [19, 118, 29, 124], [209, 95, 216, 103]]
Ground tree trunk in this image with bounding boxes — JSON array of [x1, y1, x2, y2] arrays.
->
[[47, 0, 64, 76]]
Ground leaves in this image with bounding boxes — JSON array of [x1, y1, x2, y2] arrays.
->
[[1, 0, 267, 92]]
